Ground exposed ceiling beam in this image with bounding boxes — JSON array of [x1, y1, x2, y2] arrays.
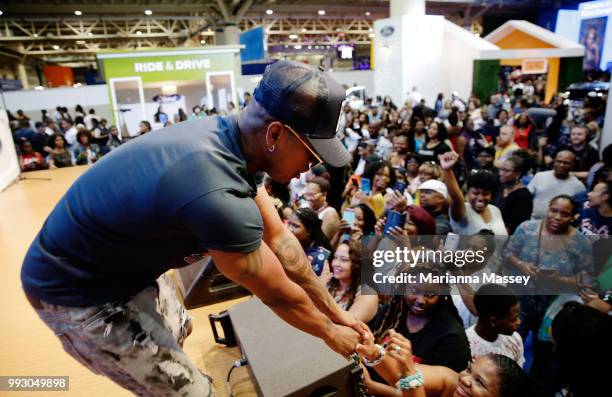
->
[[215, 0, 231, 22], [0, 4, 214, 14]]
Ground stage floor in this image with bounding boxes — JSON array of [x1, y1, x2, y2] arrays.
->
[[0, 166, 256, 396]]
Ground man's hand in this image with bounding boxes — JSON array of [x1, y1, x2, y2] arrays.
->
[[333, 310, 373, 343], [438, 151, 460, 171], [324, 324, 362, 357]]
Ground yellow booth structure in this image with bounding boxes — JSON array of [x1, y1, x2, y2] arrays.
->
[[483, 20, 585, 103]]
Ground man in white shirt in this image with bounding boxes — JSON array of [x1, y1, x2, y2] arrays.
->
[[466, 284, 525, 367], [83, 109, 99, 130], [61, 119, 78, 146], [528, 150, 586, 219]]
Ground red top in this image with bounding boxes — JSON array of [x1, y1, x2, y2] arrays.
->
[[514, 125, 532, 149]]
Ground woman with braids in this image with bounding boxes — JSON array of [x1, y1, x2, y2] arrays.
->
[[287, 208, 333, 282], [327, 240, 378, 322], [356, 330, 537, 397], [370, 264, 470, 373]]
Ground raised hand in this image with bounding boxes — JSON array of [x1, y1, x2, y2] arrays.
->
[[384, 190, 408, 212], [438, 151, 459, 171], [374, 217, 387, 236]]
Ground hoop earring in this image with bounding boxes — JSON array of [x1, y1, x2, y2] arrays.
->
[[268, 145, 276, 153]]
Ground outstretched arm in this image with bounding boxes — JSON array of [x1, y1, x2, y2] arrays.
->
[[439, 151, 465, 222], [254, 186, 371, 339], [209, 242, 360, 357]]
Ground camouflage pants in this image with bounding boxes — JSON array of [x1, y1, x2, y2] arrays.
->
[[34, 275, 214, 397]]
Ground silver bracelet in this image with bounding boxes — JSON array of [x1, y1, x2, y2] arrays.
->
[[364, 344, 386, 367]]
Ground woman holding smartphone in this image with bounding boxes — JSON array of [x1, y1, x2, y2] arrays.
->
[[287, 208, 333, 282], [330, 204, 377, 248], [504, 195, 594, 387]]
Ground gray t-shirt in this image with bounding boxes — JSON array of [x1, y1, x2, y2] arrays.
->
[[22, 115, 263, 307], [527, 171, 586, 220]]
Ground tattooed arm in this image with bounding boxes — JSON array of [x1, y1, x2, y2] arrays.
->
[[209, 242, 360, 357], [254, 187, 371, 339]]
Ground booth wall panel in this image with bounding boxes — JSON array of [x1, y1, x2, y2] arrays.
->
[[472, 60, 500, 103], [442, 22, 481, 104], [3, 85, 112, 125], [545, 57, 560, 104], [558, 56, 584, 91]]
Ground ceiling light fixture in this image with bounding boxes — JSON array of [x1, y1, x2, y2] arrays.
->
[[52, 45, 60, 50], [87, 32, 93, 36], [0, 11, 4, 16], [289, 34, 298, 39], [136, 31, 142, 35], [302, 28, 307, 32], [74, 10, 82, 16], [294, 45, 302, 49], [266, 9, 273, 15], [365, 11, 371, 16], [318, 10, 325, 15], [144, 9, 153, 15], [369, 33, 375, 38]]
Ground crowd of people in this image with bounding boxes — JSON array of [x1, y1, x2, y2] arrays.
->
[[9, 105, 122, 171], [8, 100, 243, 172], [9, 80, 611, 396], [264, 86, 610, 396]]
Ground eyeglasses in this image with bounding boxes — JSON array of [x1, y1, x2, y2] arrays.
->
[[284, 124, 323, 170]]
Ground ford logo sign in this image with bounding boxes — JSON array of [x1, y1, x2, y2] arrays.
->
[[380, 26, 394, 37]]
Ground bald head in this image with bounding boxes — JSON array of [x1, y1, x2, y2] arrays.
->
[[553, 150, 575, 179], [498, 125, 514, 146]]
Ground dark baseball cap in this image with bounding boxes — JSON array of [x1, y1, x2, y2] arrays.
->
[[253, 60, 351, 167]]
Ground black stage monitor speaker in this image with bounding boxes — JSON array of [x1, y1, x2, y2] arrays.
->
[[228, 298, 362, 397], [174, 256, 250, 309]]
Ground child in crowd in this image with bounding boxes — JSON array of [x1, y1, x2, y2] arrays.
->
[[467, 283, 524, 367]]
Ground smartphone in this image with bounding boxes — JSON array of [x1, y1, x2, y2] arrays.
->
[[384, 211, 406, 235], [360, 178, 371, 194], [539, 268, 557, 276], [342, 209, 356, 229], [393, 181, 407, 194], [307, 247, 331, 277], [444, 233, 460, 251]]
